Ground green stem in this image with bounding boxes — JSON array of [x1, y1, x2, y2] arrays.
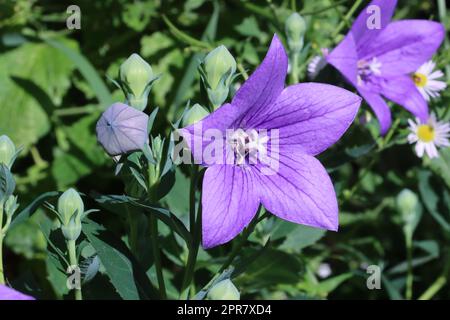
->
[[418, 275, 446, 300], [237, 61, 249, 80], [331, 0, 363, 40], [405, 234, 413, 300], [189, 165, 198, 233], [150, 215, 166, 299], [67, 240, 82, 300], [290, 52, 300, 84], [180, 166, 202, 299], [219, 208, 268, 273], [126, 205, 139, 255]]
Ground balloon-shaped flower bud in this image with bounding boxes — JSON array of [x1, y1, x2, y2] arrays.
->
[[119, 53, 157, 111], [207, 279, 240, 300], [0, 135, 16, 169], [396, 189, 419, 224], [200, 46, 237, 110], [182, 104, 210, 127], [57, 188, 84, 241], [285, 12, 306, 53], [96, 103, 149, 156]]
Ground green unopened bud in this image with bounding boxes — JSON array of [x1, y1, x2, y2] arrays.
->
[[57, 188, 84, 226], [119, 53, 156, 111], [0, 135, 16, 169], [61, 213, 82, 241], [182, 104, 210, 127], [285, 12, 306, 53], [207, 279, 240, 300], [201, 46, 237, 109], [397, 189, 419, 217], [396, 188, 422, 237]]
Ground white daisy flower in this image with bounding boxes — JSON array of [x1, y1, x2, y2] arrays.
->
[[307, 48, 329, 79], [407, 113, 450, 159], [412, 60, 447, 101]]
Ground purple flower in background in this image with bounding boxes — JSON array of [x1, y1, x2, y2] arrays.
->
[[0, 284, 34, 300], [181, 35, 361, 248], [326, 0, 445, 134], [96, 102, 149, 156]]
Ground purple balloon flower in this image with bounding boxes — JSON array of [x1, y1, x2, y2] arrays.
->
[[180, 35, 361, 248], [326, 0, 445, 134], [0, 284, 34, 300], [96, 102, 149, 156]]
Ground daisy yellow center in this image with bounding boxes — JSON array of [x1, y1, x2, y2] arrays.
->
[[413, 73, 427, 87], [417, 124, 435, 142]]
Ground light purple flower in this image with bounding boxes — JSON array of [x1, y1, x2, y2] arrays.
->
[[96, 102, 149, 156], [181, 35, 361, 248], [326, 0, 445, 134], [0, 284, 34, 300]]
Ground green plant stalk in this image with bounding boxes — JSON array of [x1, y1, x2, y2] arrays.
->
[[126, 205, 139, 255], [290, 52, 300, 84], [405, 232, 413, 300], [67, 239, 82, 300], [150, 215, 166, 299], [418, 275, 446, 300], [189, 165, 198, 232], [146, 159, 166, 299], [332, 0, 363, 40], [180, 165, 202, 299], [219, 209, 269, 273]]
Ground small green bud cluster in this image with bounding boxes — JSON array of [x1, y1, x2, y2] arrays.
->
[[200, 46, 237, 110], [57, 189, 85, 241], [119, 53, 158, 111], [285, 12, 307, 54], [396, 189, 421, 236]]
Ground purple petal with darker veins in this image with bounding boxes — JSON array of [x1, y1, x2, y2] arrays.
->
[[249, 83, 361, 156], [360, 20, 445, 76], [351, 0, 397, 54], [201, 165, 259, 248], [376, 76, 428, 122], [357, 88, 392, 135], [326, 33, 359, 86], [254, 150, 338, 231], [96, 102, 149, 156], [0, 285, 34, 300], [232, 34, 288, 128]]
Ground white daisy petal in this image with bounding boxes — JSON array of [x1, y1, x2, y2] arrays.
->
[[413, 60, 446, 100]]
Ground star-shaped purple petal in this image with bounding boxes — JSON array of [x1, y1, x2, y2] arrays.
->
[[181, 35, 361, 248]]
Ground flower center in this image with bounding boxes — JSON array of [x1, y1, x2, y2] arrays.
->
[[412, 73, 427, 87], [357, 58, 382, 85], [228, 129, 268, 165], [417, 124, 435, 142]]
